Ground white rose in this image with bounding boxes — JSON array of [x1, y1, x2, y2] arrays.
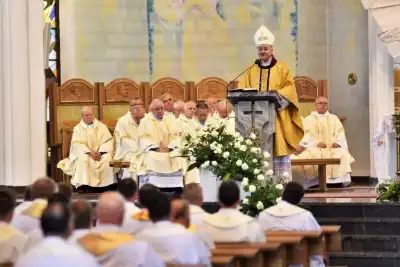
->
[[242, 198, 249, 205], [251, 147, 258, 153], [266, 169, 274, 176], [214, 148, 222, 154], [242, 178, 249, 186], [282, 172, 290, 178], [263, 151, 271, 159], [253, 169, 260, 175], [275, 184, 284, 190], [276, 197, 282, 203], [238, 136, 244, 142], [201, 161, 210, 168], [240, 145, 247, 151], [252, 159, 257, 163], [245, 139, 252, 145], [223, 152, 230, 158], [234, 132, 241, 138], [248, 185, 256, 193], [263, 161, 269, 167], [211, 131, 218, 137], [212, 161, 218, 166], [236, 160, 243, 166], [234, 142, 241, 149], [250, 133, 257, 140], [257, 148, 262, 153], [256, 201, 264, 210], [257, 174, 265, 180], [241, 163, 249, 170], [189, 156, 197, 162]]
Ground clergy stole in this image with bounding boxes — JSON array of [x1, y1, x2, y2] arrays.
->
[[238, 58, 303, 156]]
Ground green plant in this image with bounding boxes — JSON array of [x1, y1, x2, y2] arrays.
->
[[376, 180, 400, 202]]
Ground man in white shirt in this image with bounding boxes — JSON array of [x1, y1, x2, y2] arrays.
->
[[15, 202, 100, 267], [258, 181, 324, 267], [0, 189, 28, 264], [183, 183, 208, 226], [201, 181, 265, 243], [160, 93, 177, 122], [12, 177, 57, 234], [216, 100, 235, 134], [205, 96, 218, 117], [137, 190, 210, 265], [173, 100, 185, 118], [194, 103, 218, 128], [77, 192, 164, 267], [68, 200, 93, 243]]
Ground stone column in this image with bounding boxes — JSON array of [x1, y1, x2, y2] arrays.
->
[[368, 11, 396, 178], [0, 0, 46, 185]]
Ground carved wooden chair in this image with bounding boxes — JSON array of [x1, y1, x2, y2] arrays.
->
[[192, 77, 232, 103]]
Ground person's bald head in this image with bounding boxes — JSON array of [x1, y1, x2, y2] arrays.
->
[[129, 97, 145, 122], [217, 100, 231, 119], [150, 99, 165, 120], [70, 199, 93, 230], [206, 97, 217, 114], [173, 100, 185, 118], [183, 183, 203, 206], [31, 177, 58, 200], [183, 101, 196, 119], [160, 93, 174, 112], [81, 106, 95, 125], [96, 192, 125, 226], [315, 96, 328, 114], [171, 199, 190, 228], [40, 202, 71, 238]]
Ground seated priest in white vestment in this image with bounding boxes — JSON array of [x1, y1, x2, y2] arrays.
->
[[114, 97, 145, 179], [173, 100, 184, 118], [160, 93, 177, 122], [177, 101, 200, 184], [258, 182, 324, 267], [136, 190, 210, 265], [171, 198, 215, 249], [183, 183, 209, 226], [292, 97, 355, 189], [216, 100, 235, 134], [77, 192, 165, 267], [57, 106, 115, 190], [201, 181, 265, 243], [12, 178, 57, 234], [206, 96, 218, 118], [137, 99, 183, 196], [15, 202, 100, 267], [194, 103, 219, 129], [68, 200, 93, 243], [0, 189, 28, 264]]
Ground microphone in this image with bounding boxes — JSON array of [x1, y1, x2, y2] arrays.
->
[[226, 59, 260, 96]]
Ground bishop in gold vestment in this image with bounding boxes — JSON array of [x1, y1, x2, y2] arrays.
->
[[57, 107, 115, 188], [238, 25, 303, 178], [137, 99, 183, 193], [292, 97, 355, 188]]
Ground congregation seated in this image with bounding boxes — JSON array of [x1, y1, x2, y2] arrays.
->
[[173, 100, 184, 118], [114, 97, 145, 179], [68, 200, 93, 243], [201, 181, 265, 243], [136, 190, 210, 265], [57, 106, 115, 190], [137, 99, 183, 196], [258, 181, 324, 267], [15, 201, 100, 267], [0, 189, 28, 264], [77, 192, 165, 267], [292, 97, 355, 189], [12, 177, 57, 234], [183, 183, 209, 226]]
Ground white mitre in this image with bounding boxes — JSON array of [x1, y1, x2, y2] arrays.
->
[[254, 25, 275, 47]]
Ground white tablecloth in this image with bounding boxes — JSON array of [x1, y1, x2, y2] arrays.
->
[[199, 168, 246, 202]]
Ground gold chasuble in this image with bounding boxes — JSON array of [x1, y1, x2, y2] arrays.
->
[[238, 57, 303, 156]]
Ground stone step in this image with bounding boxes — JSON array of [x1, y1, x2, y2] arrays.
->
[[301, 203, 400, 219], [343, 235, 400, 252], [328, 252, 400, 267], [318, 218, 400, 235]]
